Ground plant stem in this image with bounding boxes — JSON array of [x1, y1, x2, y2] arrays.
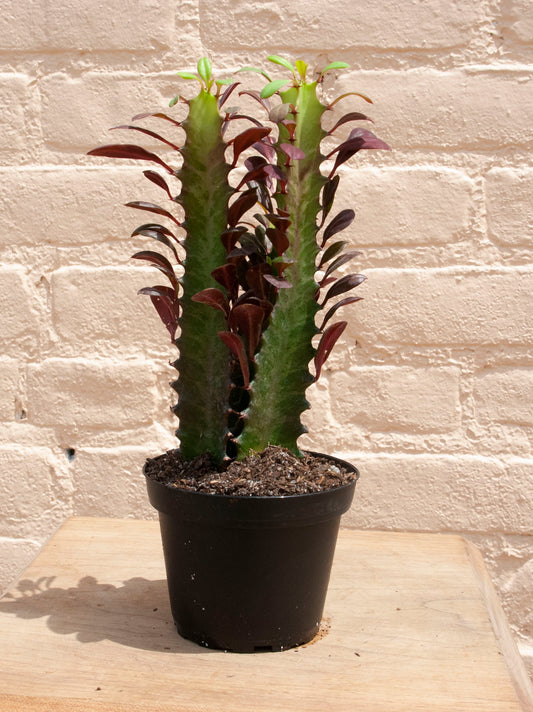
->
[[173, 90, 232, 463], [238, 82, 327, 456]]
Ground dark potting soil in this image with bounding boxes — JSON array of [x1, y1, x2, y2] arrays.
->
[[144, 445, 357, 497]]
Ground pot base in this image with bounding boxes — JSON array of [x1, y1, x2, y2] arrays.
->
[[176, 621, 319, 653]]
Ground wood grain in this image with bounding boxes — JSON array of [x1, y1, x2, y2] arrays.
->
[[1, 518, 531, 712]]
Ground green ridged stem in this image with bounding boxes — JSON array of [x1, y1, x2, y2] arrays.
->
[[173, 90, 232, 463], [238, 82, 327, 456]]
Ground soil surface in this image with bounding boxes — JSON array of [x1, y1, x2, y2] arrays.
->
[[144, 445, 358, 497]]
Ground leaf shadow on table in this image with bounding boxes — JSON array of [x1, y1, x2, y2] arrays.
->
[[0, 574, 214, 654]]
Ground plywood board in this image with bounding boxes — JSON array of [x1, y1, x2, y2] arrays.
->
[[1, 518, 531, 711]]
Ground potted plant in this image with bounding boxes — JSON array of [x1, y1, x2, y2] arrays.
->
[[88, 55, 389, 652]]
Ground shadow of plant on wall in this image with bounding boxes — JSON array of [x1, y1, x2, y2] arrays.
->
[[0, 575, 210, 654]]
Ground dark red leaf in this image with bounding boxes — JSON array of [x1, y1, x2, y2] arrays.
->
[[264, 164, 287, 183], [212, 264, 238, 300], [234, 294, 274, 322], [318, 296, 363, 331], [232, 127, 272, 167], [263, 274, 292, 289], [229, 303, 265, 358], [244, 155, 268, 171], [273, 259, 294, 278], [221, 226, 247, 252], [281, 119, 297, 141], [125, 201, 181, 226], [321, 209, 355, 246], [138, 285, 180, 341], [254, 182, 274, 213], [245, 263, 271, 299], [191, 288, 229, 317], [87, 144, 174, 173], [132, 111, 182, 127], [138, 284, 178, 301], [317, 240, 347, 268], [252, 136, 277, 162], [236, 164, 269, 190], [316, 277, 336, 294], [143, 170, 174, 200], [348, 127, 391, 151], [326, 129, 390, 178], [265, 211, 291, 231], [314, 321, 347, 380], [327, 92, 373, 109], [218, 82, 241, 109], [132, 225, 181, 262], [238, 89, 271, 112], [327, 111, 371, 135], [279, 143, 306, 161], [326, 138, 365, 177], [222, 114, 265, 132], [322, 273, 366, 304], [320, 175, 340, 227], [218, 332, 250, 388], [131, 222, 177, 239], [132, 250, 179, 290], [323, 250, 361, 279], [238, 160, 286, 190], [266, 227, 290, 256], [111, 125, 181, 152], [227, 189, 258, 227]]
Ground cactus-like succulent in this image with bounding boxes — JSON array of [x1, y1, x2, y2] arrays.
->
[[88, 56, 389, 466]]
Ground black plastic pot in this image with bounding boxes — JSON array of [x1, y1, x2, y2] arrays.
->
[[145, 453, 358, 653]]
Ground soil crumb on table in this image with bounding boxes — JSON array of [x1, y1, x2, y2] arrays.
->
[[144, 445, 357, 496]]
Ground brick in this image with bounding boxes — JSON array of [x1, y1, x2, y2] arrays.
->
[[202, 0, 482, 50], [0, 359, 20, 421], [329, 366, 460, 433], [0, 0, 173, 51], [71, 448, 157, 519], [44, 0, 174, 51], [0, 268, 39, 353], [0, 167, 171, 247], [335, 69, 533, 151], [339, 167, 475, 246], [0, 1, 46, 49], [50, 266, 172, 354], [26, 358, 158, 432], [343, 455, 531, 534], [0, 538, 42, 593], [0, 447, 71, 539], [474, 369, 533, 426], [0, 74, 32, 151], [486, 168, 533, 247], [351, 268, 533, 347], [507, 0, 533, 42], [41, 72, 181, 150]]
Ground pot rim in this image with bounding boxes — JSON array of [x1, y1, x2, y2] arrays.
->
[[144, 451, 359, 526]]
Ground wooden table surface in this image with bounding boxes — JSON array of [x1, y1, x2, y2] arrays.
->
[[1, 517, 531, 712]]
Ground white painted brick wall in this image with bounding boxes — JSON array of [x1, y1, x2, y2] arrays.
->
[[1, 0, 531, 677], [26, 358, 159, 433], [0, 168, 147, 246]]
